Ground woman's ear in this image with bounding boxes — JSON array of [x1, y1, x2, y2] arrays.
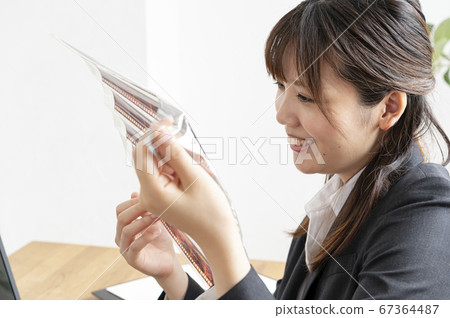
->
[[378, 91, 407, 131]]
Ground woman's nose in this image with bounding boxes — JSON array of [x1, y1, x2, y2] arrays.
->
[[275, 94, 299, 126]]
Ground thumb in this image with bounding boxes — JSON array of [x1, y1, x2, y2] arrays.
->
[[131, 192, 139, 199], [152, 126, 203, 187]]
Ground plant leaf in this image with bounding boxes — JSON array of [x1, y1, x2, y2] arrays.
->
[[433, 38, 449, 63], [444, 68, 450, 86], [434, 18, 450, 52], [434, 18, 450, 42]]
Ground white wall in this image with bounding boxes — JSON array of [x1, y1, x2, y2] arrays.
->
[[1, 0, 449, 265], [0, 0, 147, 254]]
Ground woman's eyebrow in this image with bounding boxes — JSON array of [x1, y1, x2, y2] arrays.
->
[[292, 78, 314, 93], [293, 78, 305, 86]]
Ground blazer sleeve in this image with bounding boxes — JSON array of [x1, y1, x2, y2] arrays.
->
[[157, 272, 205, 300], [352, 172, 450, 300], [217, 265, 275, 300], [158, 266, 277, 300], [216, 232, 302, 299]]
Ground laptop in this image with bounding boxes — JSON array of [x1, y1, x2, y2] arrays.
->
[[0, 235, 20, 300]]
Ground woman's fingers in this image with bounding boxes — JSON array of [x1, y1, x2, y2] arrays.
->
[[141, 115, 204, 188], [133, 134, 169, 183], [124, 228, 163, 265], [150, 125, 204, 189], [161, 164, 175, 176], [115, 202, 155, 246], [117, 203, 150, 225], [116, 198, 139, 216], [119, 215, 160, 252], [133, 116, 208, 218], [134, 136, 168, 202]]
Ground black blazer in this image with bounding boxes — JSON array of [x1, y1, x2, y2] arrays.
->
[[159, 141, 450, 300]]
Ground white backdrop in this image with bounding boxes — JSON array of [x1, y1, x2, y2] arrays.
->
[[0, 0, 147, 254], [1, 0, 449, 265]]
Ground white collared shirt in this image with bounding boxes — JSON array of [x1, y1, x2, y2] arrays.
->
[[304, 165, 367, 272]]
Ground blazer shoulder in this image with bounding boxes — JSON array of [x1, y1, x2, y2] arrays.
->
[[396, 162, 450, 188], [354, 163, 450, 299], [369, 162, 450, 228], [382, 162, 450, 208]]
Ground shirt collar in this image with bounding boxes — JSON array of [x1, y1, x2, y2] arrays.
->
[[305, 165, 367, 216]]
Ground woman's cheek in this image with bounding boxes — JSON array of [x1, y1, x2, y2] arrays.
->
[[314, 135, 343, 166]]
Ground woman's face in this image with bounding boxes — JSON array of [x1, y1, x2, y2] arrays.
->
[[275, 53, 382, 183]]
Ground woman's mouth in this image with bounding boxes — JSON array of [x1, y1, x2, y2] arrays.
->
[[287, 137, 314, 152]]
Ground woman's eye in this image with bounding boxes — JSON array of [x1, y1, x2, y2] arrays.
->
[[274, 81, 313, 103], [274, 81, 284, 89], [297, 94, 313, 103]]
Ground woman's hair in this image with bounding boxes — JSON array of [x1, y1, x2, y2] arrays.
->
[[265, 0, 450, 271]]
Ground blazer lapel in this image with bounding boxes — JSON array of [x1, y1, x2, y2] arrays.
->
[[299, 263, 325, 299], [279, 247, 325, 299], [279, 248, 309, 299]]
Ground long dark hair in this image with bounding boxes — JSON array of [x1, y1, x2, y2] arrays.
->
[[265, 0, 450, 271]]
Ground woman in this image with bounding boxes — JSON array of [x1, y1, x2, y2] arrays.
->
[[115, 0, 450, 299]]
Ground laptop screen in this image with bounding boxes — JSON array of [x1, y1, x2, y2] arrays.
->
[[0, 236, 20, 300]]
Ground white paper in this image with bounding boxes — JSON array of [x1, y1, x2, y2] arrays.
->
[[105, 264, 278, 300]]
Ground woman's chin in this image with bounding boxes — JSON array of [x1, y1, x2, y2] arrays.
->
[[292, 155, 327, 173], [293, 161, 319, 174]]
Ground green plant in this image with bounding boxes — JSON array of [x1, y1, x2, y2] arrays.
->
[[428, 18, 450, 85]]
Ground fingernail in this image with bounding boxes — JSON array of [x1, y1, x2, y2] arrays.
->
[[151, 228, 162, 237]]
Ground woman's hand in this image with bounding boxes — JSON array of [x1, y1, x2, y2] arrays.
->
[[115, 192, 189, 299], [133, 117, 238, 247], [133, 117, 251, 298]]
